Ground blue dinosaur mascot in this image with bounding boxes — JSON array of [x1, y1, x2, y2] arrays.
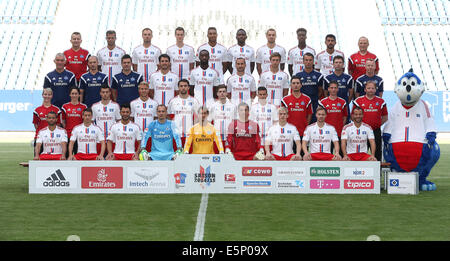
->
[[383, 69, 440, 191]]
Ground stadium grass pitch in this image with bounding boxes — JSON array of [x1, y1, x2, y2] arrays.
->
[[0, 143, 449, 241]]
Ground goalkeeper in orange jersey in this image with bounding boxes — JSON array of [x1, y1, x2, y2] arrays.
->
[[183, 106, 224, 154]]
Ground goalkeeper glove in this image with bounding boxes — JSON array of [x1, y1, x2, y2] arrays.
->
[[139, 149, 149, 161], [254, 149, 265, 160]]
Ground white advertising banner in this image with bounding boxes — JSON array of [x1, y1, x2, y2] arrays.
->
[[29, 154, 381, 194]]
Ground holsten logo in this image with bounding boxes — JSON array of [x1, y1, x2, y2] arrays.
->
[[344, 180, 374, 189], [310, 179, 340, 189], [81, 167, 123, 189], [310, 167, 340, 177], [242, 167, 272, 176]]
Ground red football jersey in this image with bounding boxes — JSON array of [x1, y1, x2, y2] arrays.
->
[[226, 119, 262, 157], [319, 96, 348, 137], [33, 105, 62, 139], [348, 51, 379, 81], [61, 102, 87, 138], [353, 95, 388, 130], [64, 48, 90, 80], [281, 94, 313, 136]]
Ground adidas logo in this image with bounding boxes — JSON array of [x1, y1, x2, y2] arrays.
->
[[43, 169, 70, 187]]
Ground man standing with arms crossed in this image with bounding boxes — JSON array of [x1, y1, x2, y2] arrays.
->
[[288, 28, 316, 77], [64, 32, 90, 83], [167, 79, 201, 148], [256, 28, 287, 75], [189, 50, 222, 106], [132, 28, 162, 83], [208, 86, 236, 151], [79, 56, 108, 108], [149, 54, 179, 106], [258, 52, 290, 107], [97, 30, 126, 87], [226, 57, 256, 107], [166, 27, 195, 80], [196, 27, 228, 79], [225, 29, 255, 75], [111, 54, 143, 106], [315, 34, 345, 77], [348, 36, 379, 81], [281, 76, 313, 154]]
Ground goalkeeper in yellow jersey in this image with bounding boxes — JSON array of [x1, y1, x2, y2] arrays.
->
[[184, 106, 224, 154]]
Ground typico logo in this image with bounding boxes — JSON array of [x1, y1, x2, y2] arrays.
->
[[310, 167, 340, 177], [242, 167, 272, 176], [81, 167, 123, 189], [344, 180, 374, 189]]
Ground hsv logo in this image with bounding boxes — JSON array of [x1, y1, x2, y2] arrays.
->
[[242, 167, 272, 176], [81, 167, 123, 189], [344, 180, 374, 189]]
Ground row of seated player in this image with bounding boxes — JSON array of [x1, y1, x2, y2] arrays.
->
[[45, 28, 382, 105], [33, 80, 387, 162]]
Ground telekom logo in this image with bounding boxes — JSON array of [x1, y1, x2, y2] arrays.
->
[[310, 179, 340, 189]]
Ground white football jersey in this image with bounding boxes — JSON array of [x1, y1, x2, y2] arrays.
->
[[249, 102, 279, 144], [341, 122, 374, 154], [256, 44, 287, 72], [130, 97, 158, 131], [97, 46, 126, 86], [91, 100, 121, 140], [189, 66, 223, 105], [258, 70, 290, 106], [131, 44, 162, 82], [226, 73, 256, 106], [303, 123, 339, 154], [196, 42, 227, 77], [225, 44, 255, 75], [107, 121, 142, 154], [208, 99, 237, 140], [166, 44, 195, 80], [383, 100, 436, 144], [315, 49, 345, 76], [266, 123, 300, 156], [167, 95, 201, 137], [70, 123, 104, 154], [287, 45, 316, 75], [149, 70, 179, 106], [36, 126, 68, 155]]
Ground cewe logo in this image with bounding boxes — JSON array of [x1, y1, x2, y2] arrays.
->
[[344, 180, 374, 189], [81, 167, 123, 189], [242, 167, 272, 176]]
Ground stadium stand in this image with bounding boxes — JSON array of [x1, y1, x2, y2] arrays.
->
[[0, 0, 448, 92]]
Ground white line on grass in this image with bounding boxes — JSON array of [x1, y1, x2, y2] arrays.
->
[[193, 193, 209, 241]]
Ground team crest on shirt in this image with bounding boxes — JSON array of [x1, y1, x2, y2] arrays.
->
[[325, 131, 330, 134], [131, 77, 136, 81], [337, 103, 341, 107]]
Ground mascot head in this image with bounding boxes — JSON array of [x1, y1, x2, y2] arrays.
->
[[394, 69, 425, 106]]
